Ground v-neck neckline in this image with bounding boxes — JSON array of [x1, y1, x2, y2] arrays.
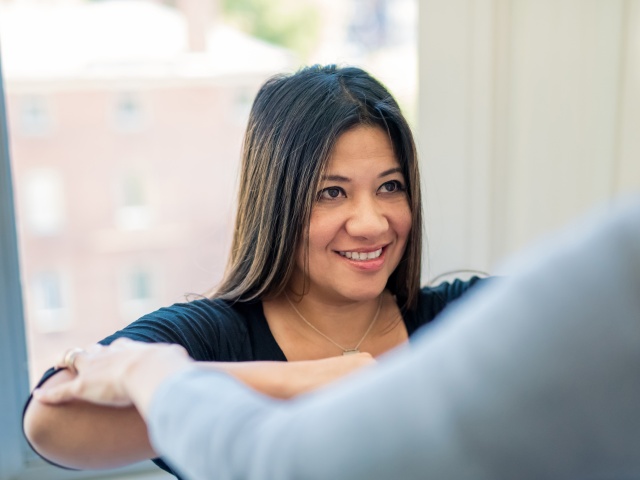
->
[[247, 300, 418, 362]]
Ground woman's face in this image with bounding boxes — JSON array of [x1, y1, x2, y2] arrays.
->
[[291, 125, 412, 304]]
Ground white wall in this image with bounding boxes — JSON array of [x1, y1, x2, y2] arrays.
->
[[418, 0, 640, 279]]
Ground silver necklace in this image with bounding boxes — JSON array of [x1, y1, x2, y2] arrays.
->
[[284, 292, 382, 356]]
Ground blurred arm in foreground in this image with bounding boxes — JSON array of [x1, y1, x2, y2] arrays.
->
[[37, 196, 640, 480]]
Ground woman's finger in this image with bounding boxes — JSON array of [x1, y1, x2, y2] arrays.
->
[[72, 344, 104, 372], [54, 347, 86, 374], [33, 380, 81, 404]]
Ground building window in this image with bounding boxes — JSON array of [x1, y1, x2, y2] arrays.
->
[[118, 266, 156, 321], [131, 269, 151, 301], [113, 92, 145, 132], [20, 95, 52, 136], [23, 168, 65, 236], [115, 172, 152, 230], [233, 87, 253, 123], [30, 271, 71, 333]]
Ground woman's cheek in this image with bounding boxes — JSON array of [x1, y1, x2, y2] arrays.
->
[[392, 201, 412, 239]]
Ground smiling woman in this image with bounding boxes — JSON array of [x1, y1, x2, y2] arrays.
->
[[22, 65, 485, 478]]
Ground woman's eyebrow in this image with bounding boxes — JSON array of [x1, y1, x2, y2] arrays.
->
[[321, 167, 403, 182], [321, 174, 350, 182], [378, 167, 403, 178]]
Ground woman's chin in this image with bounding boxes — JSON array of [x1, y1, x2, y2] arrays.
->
[[334, 287, 387, 304]]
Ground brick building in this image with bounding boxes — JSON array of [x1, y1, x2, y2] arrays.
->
[[0, 0, 295, 382]]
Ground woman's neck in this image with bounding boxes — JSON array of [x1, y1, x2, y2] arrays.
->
[[290, 289, 383, 331], [263, 289, 408, 360]]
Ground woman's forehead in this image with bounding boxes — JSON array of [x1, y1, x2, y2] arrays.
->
[[325, 125, 399, 172]]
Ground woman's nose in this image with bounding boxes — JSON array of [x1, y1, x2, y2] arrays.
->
[[344, 197, 389, 239]]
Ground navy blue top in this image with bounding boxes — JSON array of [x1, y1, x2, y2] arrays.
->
[[101, 278, 484, 359]]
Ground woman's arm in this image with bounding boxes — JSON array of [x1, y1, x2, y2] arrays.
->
[[26, 344, 374, 469], [23, 369, 156, 470], [205, 353, 375, 399]]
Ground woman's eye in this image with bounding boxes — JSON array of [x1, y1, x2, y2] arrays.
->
[[317, 187, 345, 200], [379, 180, 405, 194]]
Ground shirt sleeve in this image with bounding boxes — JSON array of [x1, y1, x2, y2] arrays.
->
[[100, 298, 249, 361], [406, 276, 489, 335], [146, 197, 640, 480], [23, 298, 249, 477]]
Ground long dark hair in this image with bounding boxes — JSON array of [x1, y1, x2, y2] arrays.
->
[[213, 65, 423, 311]]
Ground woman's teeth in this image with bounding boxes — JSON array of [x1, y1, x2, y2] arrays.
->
[[339, 248, 383, 261]]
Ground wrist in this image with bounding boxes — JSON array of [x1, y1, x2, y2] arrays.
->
[[122, 347, 194, 417]]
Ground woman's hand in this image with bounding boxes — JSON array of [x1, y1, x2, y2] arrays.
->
[[34, 339, 376, 410], [34, 339, 193, 413]]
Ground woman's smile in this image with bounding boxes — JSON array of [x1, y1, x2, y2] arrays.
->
[[335, 246, 387, 271], [337, 246, 383, 260]]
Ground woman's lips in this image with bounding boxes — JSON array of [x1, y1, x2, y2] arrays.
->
[[335, 246, 387, 270]]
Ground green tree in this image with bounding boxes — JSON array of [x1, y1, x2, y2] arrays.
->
[[221, 0, 319, 59]]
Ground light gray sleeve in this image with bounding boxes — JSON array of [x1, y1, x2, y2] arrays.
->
[[147, 197, 640, 480]]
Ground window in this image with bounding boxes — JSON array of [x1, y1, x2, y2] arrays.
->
[[130, 269, 151, 301], [115, 172, 152, 230], [0, 60, 32, 479], [233, 87, 253, 123], [30, 270, 71, 333], [23, 168, 65, 236], [0, 0, 417, 478], [19, 95, 51, 136], [118, 266, 157, 320], [113, 92, 145, 132]]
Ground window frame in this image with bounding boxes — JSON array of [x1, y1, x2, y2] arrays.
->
[[0, 42, 33, 480], [0, 48, 168, 480]]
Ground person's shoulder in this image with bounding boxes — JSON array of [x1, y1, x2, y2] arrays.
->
[[410, 276, 489, 331], [153, 296, 249, 324], [126, 296, 250, 333], [419, 276, 487, 304], [101, 297, 259, 361]]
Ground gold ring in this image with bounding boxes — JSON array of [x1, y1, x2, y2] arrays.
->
[[61, 347, 85, 374]]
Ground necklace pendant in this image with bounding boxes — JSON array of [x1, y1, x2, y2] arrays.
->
[[342, 349, 360, 356]]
